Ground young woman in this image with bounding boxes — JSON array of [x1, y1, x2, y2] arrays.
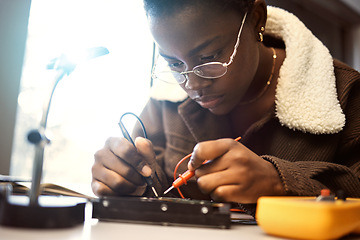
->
[[91, 0, 360, 215]]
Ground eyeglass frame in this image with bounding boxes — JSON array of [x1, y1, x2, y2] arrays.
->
[[151, 11, 248, 84]]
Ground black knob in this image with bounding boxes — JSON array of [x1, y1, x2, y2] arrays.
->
[[27, 129, 42, 144]]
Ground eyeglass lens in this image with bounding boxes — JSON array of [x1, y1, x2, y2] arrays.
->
[[192, 63, 227, 78], [154, 62, 227, 84]]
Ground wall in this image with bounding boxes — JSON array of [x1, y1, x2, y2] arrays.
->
[[266, 0, 360, 71], [0, 0, 31, 174], [347, 25, 360, 71]]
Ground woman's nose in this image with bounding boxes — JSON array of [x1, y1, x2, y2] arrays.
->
[[183, 73, 212, 90]]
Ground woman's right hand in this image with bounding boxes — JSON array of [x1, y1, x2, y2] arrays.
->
[[91, 137, 156, 197]]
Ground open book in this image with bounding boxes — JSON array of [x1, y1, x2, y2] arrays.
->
[[0, 175, 94, 200]]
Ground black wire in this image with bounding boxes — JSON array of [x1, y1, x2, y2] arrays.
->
[[118, 112, 148, 146], [118, 112, 158, 195]]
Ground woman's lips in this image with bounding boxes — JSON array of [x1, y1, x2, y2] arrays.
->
[[194, 95, 224, 109]]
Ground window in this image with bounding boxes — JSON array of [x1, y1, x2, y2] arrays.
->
[[11, 0, 153, 193]]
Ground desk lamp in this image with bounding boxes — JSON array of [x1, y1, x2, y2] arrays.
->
[[0, 47, 109, 228]]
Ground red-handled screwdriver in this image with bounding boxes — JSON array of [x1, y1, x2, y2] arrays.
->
[[163, 137, 241, 195]]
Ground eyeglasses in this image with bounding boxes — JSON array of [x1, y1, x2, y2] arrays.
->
[[152, 12, 247, 84]]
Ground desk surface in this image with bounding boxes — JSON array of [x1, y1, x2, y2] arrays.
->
[[1, 204, 360, 240], [0, 201, 284, 240], [0, 219, 282, 240]]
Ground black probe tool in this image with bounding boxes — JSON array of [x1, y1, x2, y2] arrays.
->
[[118, 112, 159, 198]]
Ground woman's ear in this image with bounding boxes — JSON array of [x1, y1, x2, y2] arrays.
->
[[250, 0, 267, 42]]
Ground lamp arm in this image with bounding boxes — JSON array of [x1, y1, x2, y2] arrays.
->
[[28, 69, 67, 206], [27, 46, 108, 206]]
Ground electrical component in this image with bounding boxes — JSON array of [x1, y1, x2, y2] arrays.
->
[[256, 190, 360, 240], [92, 196, 231, 228]]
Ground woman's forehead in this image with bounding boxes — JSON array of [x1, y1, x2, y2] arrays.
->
[[149, 4, 242, 29], [149, 8, 242, 57]]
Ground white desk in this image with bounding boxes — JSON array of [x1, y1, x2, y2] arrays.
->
[[0, 219, 283, 240], [0, 201, 285, 240], [1, 203, 360, 240]]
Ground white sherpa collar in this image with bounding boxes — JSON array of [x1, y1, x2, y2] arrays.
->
[[149, 6, 345, 134], [266, 6, 345, 134]]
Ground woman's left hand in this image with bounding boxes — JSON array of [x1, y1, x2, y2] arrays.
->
[[188, 138, 285, 203]]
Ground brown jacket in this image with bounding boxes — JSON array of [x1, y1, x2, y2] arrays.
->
[[133, 59, 360, 214]]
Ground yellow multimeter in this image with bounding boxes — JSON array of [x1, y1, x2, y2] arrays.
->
[[256, 194, 360, 240]]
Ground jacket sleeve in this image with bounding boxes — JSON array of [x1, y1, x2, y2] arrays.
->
[[264, 62, 360, 198], [262, 154, 360, 198]]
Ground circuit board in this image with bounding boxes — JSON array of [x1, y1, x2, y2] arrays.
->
[[92, 196, 231, 228]]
